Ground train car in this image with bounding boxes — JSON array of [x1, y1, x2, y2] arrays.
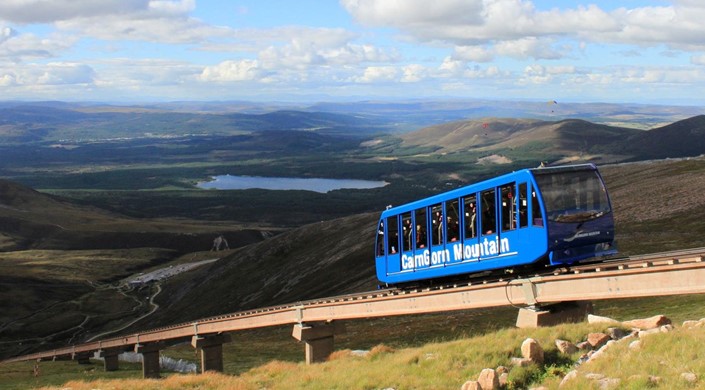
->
[[374, 163, 616, 286]]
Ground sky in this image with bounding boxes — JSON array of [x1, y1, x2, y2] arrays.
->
[[1, 0, 705, 104]]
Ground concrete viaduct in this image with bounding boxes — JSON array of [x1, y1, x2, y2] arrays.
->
[[3, 248, 705, 379]]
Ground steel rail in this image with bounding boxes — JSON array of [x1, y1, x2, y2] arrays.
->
[[3, 247, 705, 364]]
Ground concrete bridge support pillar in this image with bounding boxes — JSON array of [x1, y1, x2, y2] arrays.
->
[[134, 343, 162, 379], [292, 321, 345, 364], [97, 349, 121, 371], [191, 333, 231, 373], [72, 352, 92, 365], [52, 354, 71, 361], [516, 301, 593, 328]]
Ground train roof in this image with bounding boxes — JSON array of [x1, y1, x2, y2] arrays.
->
[[380, 163, 599, 217]]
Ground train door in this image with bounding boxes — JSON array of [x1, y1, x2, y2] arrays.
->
[[385, 215, 401, 274], [445, 198, 460, 265], [479, 188, 498, 260], [462, 194, 479, 262], [499, 183, 518, 257], [430, 203, 444, 258], [401, 211, 413, 267]]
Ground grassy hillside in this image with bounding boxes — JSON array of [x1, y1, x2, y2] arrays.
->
[[1, 157, 705, 388], [0, 179, 277, 360]]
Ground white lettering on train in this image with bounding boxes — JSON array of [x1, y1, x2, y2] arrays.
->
[[401, 237, 511, 270]]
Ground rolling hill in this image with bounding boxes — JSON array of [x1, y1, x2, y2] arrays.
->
[[397, 116, 705, 164]]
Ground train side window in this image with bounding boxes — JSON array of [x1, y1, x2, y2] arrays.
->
[[446, 199, 460, 242], [431, 203, 443, 245], [387, 216, 399, 254], [481, 189, 496, 235], [401, 212, 412, 252], [500, 183, 516, 232], [519, 183, 528, 228], [415, 208, 427, 249], [531, 188, 543, 226], [463, 195, 477, 238]]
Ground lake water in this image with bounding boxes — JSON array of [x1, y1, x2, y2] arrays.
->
[[197, 175, 387, 193]]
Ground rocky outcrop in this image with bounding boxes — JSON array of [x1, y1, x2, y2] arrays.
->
[[461, 313, 705, 389]]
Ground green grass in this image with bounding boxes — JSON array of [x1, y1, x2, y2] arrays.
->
[[9, 317, 705, 390]]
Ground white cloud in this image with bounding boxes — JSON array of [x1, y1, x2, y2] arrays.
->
[[1, 26, 16, 43], [341, 0, 484, 29], [494, 38, 563, 60], [0, 30, 76, 62], [343, 0, 705, 56], [200, 59, 261, 82], [453, 46, 494, 63], [401, 64, 426, 82], [0, 0, 149, 24], [355, 66, 398, 83], [0, 62, 94, 86], [245, 27, 398, 71]]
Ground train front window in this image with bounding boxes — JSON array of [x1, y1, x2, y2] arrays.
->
[[535, 170, 611, 223]]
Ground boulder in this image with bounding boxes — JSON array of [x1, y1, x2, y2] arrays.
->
[[637, 328, 661, 338], [510, 357, 532, 367], [606, 327, 630, 340], [682, 320, 703, 329], [681, 372, 698, 384], [596, 377, 620, 389], [521, 338, 544, 364], [622, 314, 671, 330], [587, 333, 610, 348], [628, 340, 641, 350], [559, 370, 578, 388], [555, 339, 578, 354], [660, 324, 674, 333], [498, 372, 508, 387], [477, 368, 500, 390], [461, 380, 481, 390], [587, 314, 620, 324]]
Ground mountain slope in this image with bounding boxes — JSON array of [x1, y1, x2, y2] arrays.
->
[[396, 116, 705, 164], [139, 156, 705, 331], [620, 114, 705, 160], [0, 179, 267, 252], [141, 212, 379, 327]]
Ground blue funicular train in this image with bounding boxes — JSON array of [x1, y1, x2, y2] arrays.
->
[[375, 163, 617, 286]]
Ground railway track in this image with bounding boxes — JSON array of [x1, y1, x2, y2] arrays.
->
[[3, 247, 705, 365]]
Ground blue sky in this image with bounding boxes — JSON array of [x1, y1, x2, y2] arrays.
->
[[1, 0, 705, 104]]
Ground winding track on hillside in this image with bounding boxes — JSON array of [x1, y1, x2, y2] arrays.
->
[[3, 247, 705, 364]]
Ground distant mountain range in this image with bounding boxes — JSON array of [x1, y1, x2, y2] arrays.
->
[[0, 99, 702, 145]]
